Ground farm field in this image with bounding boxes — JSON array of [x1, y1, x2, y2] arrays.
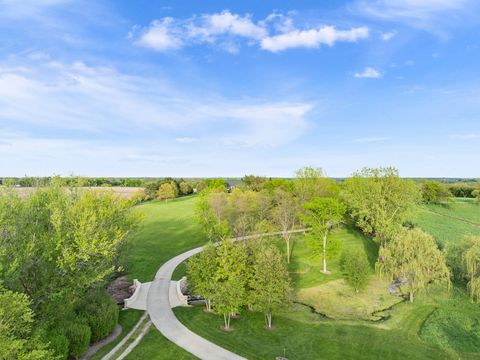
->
[[116, 195, 479, 360], [413, 200, 480, 246]]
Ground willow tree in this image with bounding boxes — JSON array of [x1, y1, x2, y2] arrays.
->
[[300, 197, 346, 274], [377, 228, 450, 302], [448, 236, 480, 302], [342, 167, 420, 244]]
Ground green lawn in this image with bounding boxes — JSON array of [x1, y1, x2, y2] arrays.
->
[[107, 196, 480, 360], [99, 196, 206, 359], [413, 201, 480, 246]]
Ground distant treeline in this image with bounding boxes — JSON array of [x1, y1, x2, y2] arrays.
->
[[1, 175, 479, 199]]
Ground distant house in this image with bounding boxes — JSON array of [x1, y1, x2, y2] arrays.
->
[[226, 180, 242, 192]]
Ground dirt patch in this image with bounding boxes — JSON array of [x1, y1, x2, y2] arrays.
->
[[107, 276, 133, 305]]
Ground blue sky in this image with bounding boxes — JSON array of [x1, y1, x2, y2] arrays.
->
[[0, 0, 479, 177]]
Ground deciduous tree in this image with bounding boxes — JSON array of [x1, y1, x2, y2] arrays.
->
[[377, 228, 450, 302], [300, 197, 346, 273], [342, 167, 420, 244], [250, 245, 292, 328]]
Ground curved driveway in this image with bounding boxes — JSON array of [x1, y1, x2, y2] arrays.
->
[[146, 245, 246, 360], [146, 230, 306, 360]]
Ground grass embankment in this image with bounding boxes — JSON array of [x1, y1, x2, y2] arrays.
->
[[96, 196, 204, 360]]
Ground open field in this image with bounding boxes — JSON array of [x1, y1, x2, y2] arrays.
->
[[93, 196, 205, 359], [413, 200, 480, 246]]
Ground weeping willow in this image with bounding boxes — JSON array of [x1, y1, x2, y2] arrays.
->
[[465, 238, 480, 303]]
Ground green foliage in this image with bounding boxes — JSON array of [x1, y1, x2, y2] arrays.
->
[[77, 289, 119, 342], [65, 321, 91, 358], [179, 181, 193, 196], [241, 175, 267, 191], [0, 287, 56, 360], [157, 182, 179, 201], [270, 189, 301, 263], [204, 179, 227, 191], [300, 197, 346, 273], [448, 236, 480, 302], [249, 245, 292, 328], [260, 178, 294, 193], [42, 328, 69, 360], [420, 180, 452, 204], [376, 228, 450, 302], [213, 239, 248, 329], [340, 249, 370, 292], [0, 187, 139, 307], [448, 183, 478, 198], [293, 166, 338, 203], [186, 244, 218, 312], [342, 167, 420, 242]]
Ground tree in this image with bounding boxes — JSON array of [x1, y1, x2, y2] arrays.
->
[[241, 175, 267, 191], [157, 182, 178, 201], [421, 180, 452, 204], [0, 287, 56, 360], [179, 181, 193, 196], [340, 249, 371, 292], [376, 228, 450, 302], [250, 245, 292, 328], [472, 189, 480, 203], [271, 188, 300, 263], [195, 191, 230, 242], [213, 240, 247, 330], [447, 236, 480, 302], [300, 197, 346, 273], [293, 166, 338, 203], [186, 243, 218, 312], [0, 186, 139, 307], [342, 167, 420, 244]]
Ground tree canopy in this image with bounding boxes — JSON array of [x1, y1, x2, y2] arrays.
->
[[376, 228, 450, 302]]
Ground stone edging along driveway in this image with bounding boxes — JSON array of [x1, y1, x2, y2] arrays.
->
[[146, 229, 307, 360]]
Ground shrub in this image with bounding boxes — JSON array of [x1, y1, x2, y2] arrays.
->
[[43, 328, 69, 360], [340, 249, 371, 292], [65, 321, 91, 358], [77, 289, 119, 342]]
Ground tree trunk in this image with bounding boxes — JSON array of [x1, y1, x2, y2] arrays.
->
[[322, 234, 327, 273], [286, 236, 291, 264], [409, 290, 414, 303], [265, 312, 272, 328], [206, 299, 212, 312], [223, 313, 231, 329]]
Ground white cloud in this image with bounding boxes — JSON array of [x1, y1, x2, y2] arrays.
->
[[381, 31, 397, 41], [354, 67, 383, 78], [133, 11, 369, 53], [260, 26, 369, 52], [135, 18, 183, 51], [0, 57, 313, 149], [353, 137, 390, 143]]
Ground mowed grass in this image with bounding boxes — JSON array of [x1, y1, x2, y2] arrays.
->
[[174, 305, 452, 360], [288, 227, 377, 289], [413, 201, 480, 246], [121, 195, 206, 282], [297, 278, 402, 320], [104, 196, 206, 359]]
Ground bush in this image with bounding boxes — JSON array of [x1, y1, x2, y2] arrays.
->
[[65, 321, 91, 358], [340, 249, 371, 292], [43, 328, 69, 360], [77, 289, 119, 342]]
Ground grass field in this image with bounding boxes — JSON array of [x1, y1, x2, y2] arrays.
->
[[413, 200, 480, 246], [109, 196, 480, 360], [96, 196, 206, 359]]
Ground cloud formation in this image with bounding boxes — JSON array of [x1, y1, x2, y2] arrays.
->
[[354, 67, 383, 78], [133, 10, 369, 52]]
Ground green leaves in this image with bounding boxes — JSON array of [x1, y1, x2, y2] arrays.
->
[[376, 228, 450, 302]]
